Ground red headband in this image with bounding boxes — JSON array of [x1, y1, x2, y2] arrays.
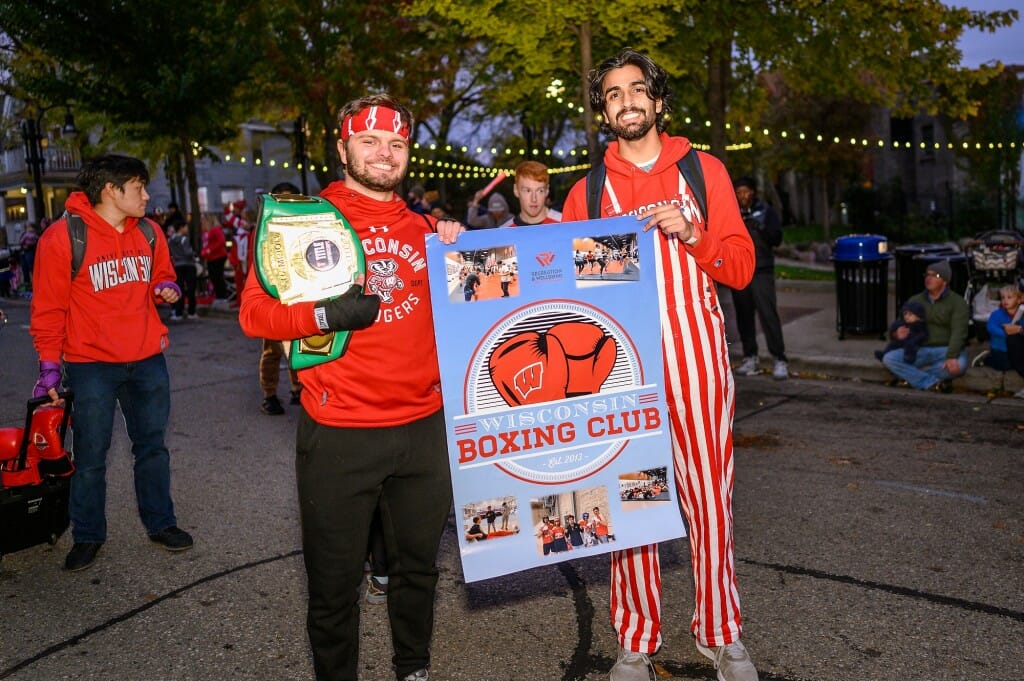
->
[[341, 106, 410, 141]]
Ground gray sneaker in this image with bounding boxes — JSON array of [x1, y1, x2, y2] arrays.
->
[[365, 574, 387, 604], [736, 356, 759, 376], [401, 670, 429, 681], [609, 649, 655, 681], [695, 639, 759, 681], [772, 360, 789, 380]]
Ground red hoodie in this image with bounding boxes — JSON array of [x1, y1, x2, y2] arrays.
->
[[30, 192, 177, 364], [238, 182, 441, 428], [562, 134, 753, 416]]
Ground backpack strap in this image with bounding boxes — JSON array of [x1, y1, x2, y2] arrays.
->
[[586, 148, 708, 221], [67, 214, 87, 280], [67, 213, 158, 280], [585, 161, 607, 220], [137, 217, 158, 255], [676, 149, 707, 221]]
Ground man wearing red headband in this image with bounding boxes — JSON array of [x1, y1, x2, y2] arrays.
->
[[239, 94, 462, 681]]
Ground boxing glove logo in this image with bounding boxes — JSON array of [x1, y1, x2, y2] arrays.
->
[[488, 322, 617, 406]]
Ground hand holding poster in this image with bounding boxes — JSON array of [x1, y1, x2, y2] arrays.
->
[[425, 216, 685, 582]]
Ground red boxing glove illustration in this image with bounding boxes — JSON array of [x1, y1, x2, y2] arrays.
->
[[546, 322, 617, 397], [488, 331, 568, 406], [488, 322, 617, 406]]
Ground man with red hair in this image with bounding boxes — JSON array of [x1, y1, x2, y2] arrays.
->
[[501, 160, 561, 227]]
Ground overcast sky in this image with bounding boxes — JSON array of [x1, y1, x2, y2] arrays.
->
[[958, 1, 1024, 67]]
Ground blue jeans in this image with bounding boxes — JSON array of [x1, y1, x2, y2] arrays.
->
[[65, 354, 178, 543], [882, 345, 968, 390]]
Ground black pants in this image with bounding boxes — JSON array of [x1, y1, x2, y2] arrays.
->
[[173, 264, 197, 316], [206, 256, 228, 299], [731, 269, 787, 361], [296, 409, 451, 681], [987, 335, 1024, 378]]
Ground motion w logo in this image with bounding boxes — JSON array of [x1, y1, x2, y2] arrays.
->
[[513, 362, 544, 401], [535, 251, 556, 267]]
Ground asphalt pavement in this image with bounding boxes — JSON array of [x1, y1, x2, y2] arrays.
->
[[0, 275, 1021, 681]]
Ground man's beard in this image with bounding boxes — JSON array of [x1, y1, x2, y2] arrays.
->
[[345, 156, 406, 193], [608, 107, 656, 141]]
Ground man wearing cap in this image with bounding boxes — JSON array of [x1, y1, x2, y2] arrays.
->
[[239, 93, 463, 681], [729, 176, 788, 380], [881, 259, 969, 392], [466, 191, 512, 229]]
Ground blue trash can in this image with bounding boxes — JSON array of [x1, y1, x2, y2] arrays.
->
[[831, 234, 892, 339]]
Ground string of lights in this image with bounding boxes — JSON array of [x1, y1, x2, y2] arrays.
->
[[207, 119, 1021, 181]]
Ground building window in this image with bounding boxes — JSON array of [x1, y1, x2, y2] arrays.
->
[[221, 188, 244, 208]]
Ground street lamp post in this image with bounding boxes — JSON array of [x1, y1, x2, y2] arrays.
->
[[294, 115, 309, 195], [20, 104, 79, 222], [21, 116, 46, 221]]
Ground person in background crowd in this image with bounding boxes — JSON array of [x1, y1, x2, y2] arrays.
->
[[501, 160, 561, 227], [167, 219, 198, 321], [466, 191, 512, 229], [200, 212, 229, 303], [19, 223, 39, 291], [881, 259, 968, 393], [972, 284, 1024, 393], [163, 201, 186, 239], [257, 182, 304, 416], [729, 176, 788, 380]]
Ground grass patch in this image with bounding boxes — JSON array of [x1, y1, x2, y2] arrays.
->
[[783, 224, 829, 244], [776, 264, 835, 281]]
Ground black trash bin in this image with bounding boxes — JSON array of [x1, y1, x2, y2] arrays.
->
[[832, 234, 892, 340], [893, 244, 957, 311]]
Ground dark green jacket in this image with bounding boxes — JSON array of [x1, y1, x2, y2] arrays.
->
[[908, 288, 969, 358]]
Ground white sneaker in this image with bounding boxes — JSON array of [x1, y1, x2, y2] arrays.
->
[[609, 649, 655, 681], [1014, 388, 1024, 399], [168, 313, 182, 322], [772, 360, 789, 380], [696, 640, 759, 681], [736, 356, 759, 376]]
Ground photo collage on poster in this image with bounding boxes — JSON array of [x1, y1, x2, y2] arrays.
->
[[427, 217, 685, 582]]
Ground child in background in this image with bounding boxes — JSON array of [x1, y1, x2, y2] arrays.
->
[[875, 300, 929, 363], [975, 285, 1024, 397]]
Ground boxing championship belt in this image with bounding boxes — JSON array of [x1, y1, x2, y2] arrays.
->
[[254, 193, 365, 369]]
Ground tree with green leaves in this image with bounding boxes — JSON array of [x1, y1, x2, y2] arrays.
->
[[952, 67, 1024, 231], [255, 2, 463, 190], [406, 0, 682, 161], [0, 0, 268, 234]]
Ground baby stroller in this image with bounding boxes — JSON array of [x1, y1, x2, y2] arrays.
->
[[963, 229, 1024, 342]]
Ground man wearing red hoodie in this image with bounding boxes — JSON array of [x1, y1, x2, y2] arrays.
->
[[561, 49, 758, 681], [239, 94, 462, 681], [30, 154, 192, 572]]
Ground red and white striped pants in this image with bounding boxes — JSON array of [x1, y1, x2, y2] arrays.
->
[[611, 307, 744, 652]]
